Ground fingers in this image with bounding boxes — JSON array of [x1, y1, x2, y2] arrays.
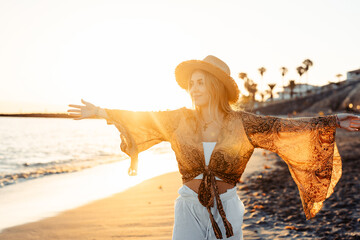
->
[[68, 114, 85, 120], [337, 114, 360, 132], [68, 99, 94, 120], [81, 99, 93, 106], [350, 118, 360, 126], [68, 104, 83, 109], [68, 103, 83, 120], [349, 115, 360, 121], [68, 113, 81, 118], [347, 118, 360, 131], [67, 109, 81, 113], [69, 99, 95, 111], [351, 120, 360, 125], [350, 122, 360, 129], [128, 167, 138, 176], [341, 125, 358, 131]]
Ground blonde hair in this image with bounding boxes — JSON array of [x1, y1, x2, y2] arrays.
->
[[188, 70, 233, 125]]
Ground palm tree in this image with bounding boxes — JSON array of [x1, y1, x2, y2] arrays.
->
[[289, 80, 296, 99], [296, 66, 305, 96], [268, 84, 276, 101], [258, 67, 268, 100], [336, 74, 343, 83], [303, 59, 313, 71], [260, 92, 265, 102], [280, 67, 288, 99], [302, 59, 313, 94], [247, 80, 257, 102], [258, 67, 266, 81], [239, 72, 257, 102], [238, 72, 248, 80]]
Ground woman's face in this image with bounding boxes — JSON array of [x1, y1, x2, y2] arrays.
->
[[189, 70, 211, 108]]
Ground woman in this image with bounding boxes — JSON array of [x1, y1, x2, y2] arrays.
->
[[68, 55, 360, 240]]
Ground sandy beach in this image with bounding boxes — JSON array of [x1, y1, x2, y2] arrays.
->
[[0, 148, 275, 240], [0, 171, 183, 240]]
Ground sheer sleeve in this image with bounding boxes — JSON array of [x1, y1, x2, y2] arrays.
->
[[104, 107, 186, 171], [240, 111, 341, 219]]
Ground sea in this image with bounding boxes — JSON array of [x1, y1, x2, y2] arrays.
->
[[0, 116, 170, 187]]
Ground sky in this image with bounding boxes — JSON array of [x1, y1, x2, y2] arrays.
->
[[0, 0, 359, 113]]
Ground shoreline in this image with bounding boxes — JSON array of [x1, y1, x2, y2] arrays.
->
[[0, 148, 275, 239], [0, 113, 71, 118], [0, 171, 183, 240], [0, 150, 180, 232]]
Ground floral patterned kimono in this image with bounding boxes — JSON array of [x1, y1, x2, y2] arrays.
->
[[104, 107, 341, 239]]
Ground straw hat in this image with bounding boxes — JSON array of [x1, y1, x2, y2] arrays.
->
[[175, 55, 240, 104]]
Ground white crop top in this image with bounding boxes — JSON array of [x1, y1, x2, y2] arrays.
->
[[194, 142, 222, 181]]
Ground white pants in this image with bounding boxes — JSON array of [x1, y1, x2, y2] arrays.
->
[[172, 185, 245, 240]]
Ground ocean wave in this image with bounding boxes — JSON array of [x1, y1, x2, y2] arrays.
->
[[0, 154, 127, 188]]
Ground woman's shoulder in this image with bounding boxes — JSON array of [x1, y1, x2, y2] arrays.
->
[[169, 107, 193, 116], [227, 109, 255, 118], [163, 107, 196, 121], [226, 110, 268, 129]]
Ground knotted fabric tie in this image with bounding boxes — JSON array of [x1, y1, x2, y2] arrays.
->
[[197, 168, 234, 239]]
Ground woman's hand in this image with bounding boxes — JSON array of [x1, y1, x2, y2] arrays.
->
[[336, 113, 360, 132], [68, 99, 99, 120]]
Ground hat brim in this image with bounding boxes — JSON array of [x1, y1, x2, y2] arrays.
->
[[175, 60, 239, 104]]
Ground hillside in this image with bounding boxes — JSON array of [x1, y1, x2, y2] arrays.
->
[[248, 80, 360, 116]]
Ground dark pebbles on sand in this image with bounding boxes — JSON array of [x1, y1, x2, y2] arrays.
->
[[238, 129, 360, 240]]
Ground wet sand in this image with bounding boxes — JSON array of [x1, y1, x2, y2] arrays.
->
[[0, 171, 183, 240]]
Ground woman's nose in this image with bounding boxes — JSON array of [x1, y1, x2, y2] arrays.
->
[[190, 84, 199, 92]]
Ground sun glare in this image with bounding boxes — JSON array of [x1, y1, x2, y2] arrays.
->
[[1, 1, 360, 113], [51, 18, 198, 112]]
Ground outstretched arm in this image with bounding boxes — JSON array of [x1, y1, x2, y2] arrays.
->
[[68, 99, 186, 176], [240, 111, 341, 219], [68, 99, 108, 120], [240, 111, 359, 220], [336, 113, 360, 131]]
